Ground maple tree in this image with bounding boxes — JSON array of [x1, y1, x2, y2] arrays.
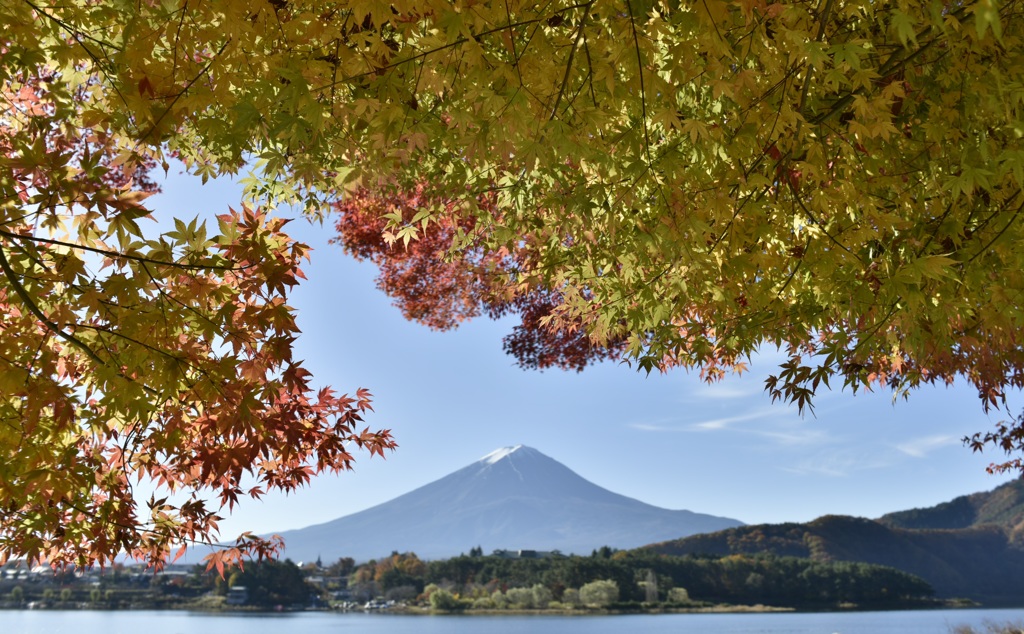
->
[[4, 0, 1024, 564], [1, 45, 394, 571]]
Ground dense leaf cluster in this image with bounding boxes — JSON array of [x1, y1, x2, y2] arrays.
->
[[333, 186, 625, 370]]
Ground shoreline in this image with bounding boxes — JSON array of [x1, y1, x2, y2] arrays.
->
[[0, 597, 980, 615]]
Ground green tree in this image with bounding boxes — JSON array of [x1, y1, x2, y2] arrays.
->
[[491, 589, 509, 609], [531, 583, 553, 609], [505, 586, 534, 608], [429, 588, 466, 611], [579, 579, 619, 607], [561, 587, 581, 607], [327, 557, 356, 577], [472, 595, 496, 609], [378, 566, 423, 592], [233, 559, 312, 608], [667, 587, 690, 604]]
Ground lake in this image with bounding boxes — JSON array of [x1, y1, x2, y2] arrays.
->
[[3, 608, 1024, 634]]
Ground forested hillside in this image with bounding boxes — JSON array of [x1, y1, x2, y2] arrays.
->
[[647, 515, 1024, 603], [879, 479, 1024, 544]]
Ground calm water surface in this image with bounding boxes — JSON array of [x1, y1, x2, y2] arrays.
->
[[3, 609, 1024, 634]]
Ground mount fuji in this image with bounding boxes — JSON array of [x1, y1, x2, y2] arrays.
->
[[272, 445, 743, 563]]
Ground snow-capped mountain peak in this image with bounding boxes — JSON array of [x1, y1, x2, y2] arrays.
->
[[480, 445, 525, 464], [270, 445, 743, 563]]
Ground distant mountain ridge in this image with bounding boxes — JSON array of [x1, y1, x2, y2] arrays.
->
[[644, 483, 1024, 604], [272, 445, 743, 563]]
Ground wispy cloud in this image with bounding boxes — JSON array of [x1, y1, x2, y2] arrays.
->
[[781, 448, 897, 477], [753, 427, 834, 447], [629, 402, 838, 451], [895, 434, 959, 458], [631, 403, 835, 447], [627, 416, 687, 432], [779, 434, 964, 478], [627, 410, 768, 433], [629, 422, 682, 432], [688, 407, 777, 431], [687, 383, 763, 401]]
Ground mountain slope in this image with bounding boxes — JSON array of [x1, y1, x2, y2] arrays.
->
[[646, 514, 1024, 603], [878, 478, 1024, 544], [273, 445, 743, 563]]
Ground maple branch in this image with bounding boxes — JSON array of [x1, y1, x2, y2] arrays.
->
[[0, 228, 237, 271], [807, 3, 970, 128], [19, 0, 133, 121], [788, 180, 864, 265], [963, 189, 1023, 246], [775, 257, 804, 299], [502, 0, 523, 88], [137, 260, 228, 339], [966, 196, 1024, 265], [582, 31, 597, 108], [626, 0, 653, 167], [709, 182, 773, 253], [914, 200, 957, 258], [549, 1, 593, 121], [798, 0, 836, 121], [0, 240, 105, 367], [312, 3, 595, 92], [0, 240, 168, 398], [849, 300, 903, 362], [137, 38, 231, 143], [75, 310, 240, 409], [21, 0, 123, 52], [700, 0, 725, 42], [171, 0, 191, 84], [76, 324, 189, 366]]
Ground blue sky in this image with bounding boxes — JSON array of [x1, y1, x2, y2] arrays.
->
[[149, 168, 1018, 542]]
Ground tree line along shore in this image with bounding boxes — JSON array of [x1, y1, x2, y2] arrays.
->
[[0, 547, 962, 613]]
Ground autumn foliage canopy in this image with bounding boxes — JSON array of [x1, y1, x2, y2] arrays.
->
[[3, 0, 1024, 566], [0, 17, 397, 570]]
